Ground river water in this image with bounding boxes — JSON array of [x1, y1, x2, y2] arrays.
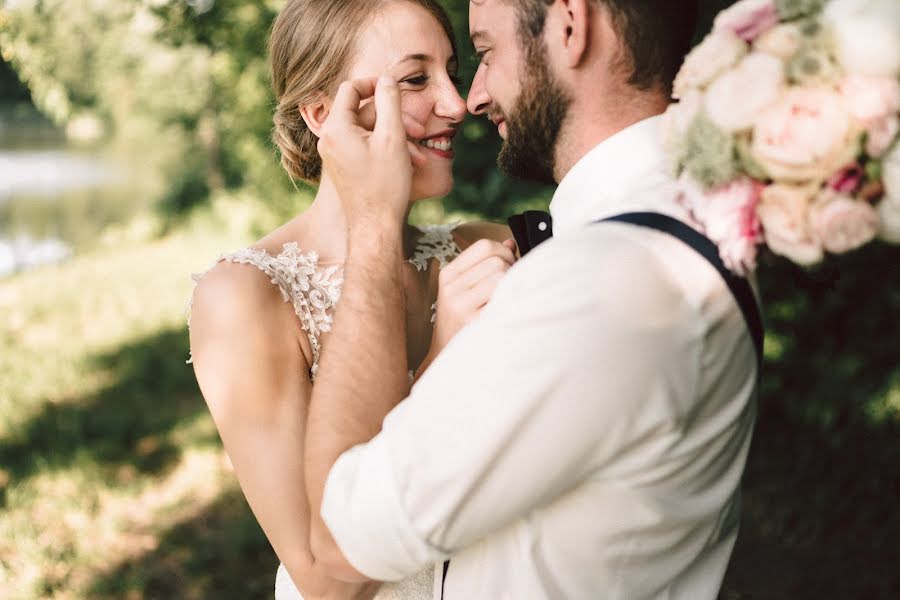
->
[[0, 105, 129, 278]]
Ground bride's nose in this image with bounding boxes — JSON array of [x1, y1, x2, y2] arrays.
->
[[435, 81, 467, 123]]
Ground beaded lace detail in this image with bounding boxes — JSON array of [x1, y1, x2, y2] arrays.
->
[[188, 224, 460, 380]]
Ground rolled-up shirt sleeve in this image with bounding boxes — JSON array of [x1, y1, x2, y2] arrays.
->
[[320, 228, 703, 581]]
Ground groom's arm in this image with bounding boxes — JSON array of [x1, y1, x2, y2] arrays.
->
[[315, 230, 730, 582], [303, 77, 420, 581]]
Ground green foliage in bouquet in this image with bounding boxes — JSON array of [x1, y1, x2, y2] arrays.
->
[[682, 113, 739, 187], [776, 0, 826, 20]]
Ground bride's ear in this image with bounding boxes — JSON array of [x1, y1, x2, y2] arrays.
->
[[300, 98, 330, 137]]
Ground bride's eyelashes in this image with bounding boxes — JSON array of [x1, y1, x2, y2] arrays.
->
[[400, 73, 464, 88], [402, 74, 430, 87]]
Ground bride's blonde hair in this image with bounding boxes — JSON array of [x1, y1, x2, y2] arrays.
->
[[269, 0, 457, 183]]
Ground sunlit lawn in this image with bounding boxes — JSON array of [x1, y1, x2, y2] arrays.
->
[[0, 226, 278, 599], [1, 225, 898, 599]]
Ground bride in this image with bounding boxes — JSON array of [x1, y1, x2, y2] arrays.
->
[[187, 0, 515, 598]]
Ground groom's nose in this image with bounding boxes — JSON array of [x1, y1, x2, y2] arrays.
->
[[467, 64, 491, 116]]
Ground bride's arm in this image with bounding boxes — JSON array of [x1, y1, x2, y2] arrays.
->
[[189, 263, 378, 600]]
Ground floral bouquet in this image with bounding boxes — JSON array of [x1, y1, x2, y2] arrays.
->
[[662, 0, 900, 275]]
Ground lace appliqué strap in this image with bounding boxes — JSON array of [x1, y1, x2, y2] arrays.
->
[[188, 224, 459, 377], [409, 223, 461, 272], [187, 243, 343, 380]]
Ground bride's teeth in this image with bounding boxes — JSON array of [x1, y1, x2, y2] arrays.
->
[[420, 138, 453, 151]]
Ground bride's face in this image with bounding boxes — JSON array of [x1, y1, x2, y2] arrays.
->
[[346, 1, 467, 201]]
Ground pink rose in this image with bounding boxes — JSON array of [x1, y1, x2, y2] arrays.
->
[[751, 87, 859, 182], [758, 183, 824, 265], [681, 176, 764, 275], [714, 0, 780, 42], [827, 163, 864, 194], [865, 114, 899, 157], [840, 75, 900, 125], [811, 192, 880, 254]]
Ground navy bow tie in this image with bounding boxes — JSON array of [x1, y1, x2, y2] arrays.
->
[[507, 210, 553, 257]]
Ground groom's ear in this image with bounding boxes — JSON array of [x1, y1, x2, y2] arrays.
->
[[549, 0, 591, 70], [300, 97, 330, 138]]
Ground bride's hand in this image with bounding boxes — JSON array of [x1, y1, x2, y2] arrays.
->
[[418, 239, 518, 376]]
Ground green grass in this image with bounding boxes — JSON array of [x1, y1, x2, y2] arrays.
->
[[0, 228, 277, 599], [0, 227, 898, 599]]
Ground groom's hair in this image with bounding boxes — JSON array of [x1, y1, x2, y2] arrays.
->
[[510, 0, 699, 96]]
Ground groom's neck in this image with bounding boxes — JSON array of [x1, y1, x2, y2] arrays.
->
[[552, 88, 668, 184]]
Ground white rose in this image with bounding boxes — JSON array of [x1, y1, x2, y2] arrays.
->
[[877, 198, 900, 243], [882, 141, 900, 205], [826, 1, 900, 79], [754, 23, 802, 59], [810, 192, 880, 254], [705, 52, 785, 132], [758, 183, 825, 265], [751, 86, 858, 182], [673, 30, 747, 99]]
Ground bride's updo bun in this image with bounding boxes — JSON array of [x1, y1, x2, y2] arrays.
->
[[269, 0, 457, 184]]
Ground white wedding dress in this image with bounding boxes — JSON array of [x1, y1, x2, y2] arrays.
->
[[190, 224, 461, 600]]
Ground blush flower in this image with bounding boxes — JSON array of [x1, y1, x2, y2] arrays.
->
[[714, 0, 780, 42], [681, 176, 764, 275], [757, 183, 825, 265], [810, 191, 881, 254], [826, 163, 864, 194], [755, 23, 802, 59], [865, 115, 899, 158], [840, 75, 900, 124], [751, 86, 858, 182], [825, 0, 900, 78], [673, 30, 747, 100], [883, 142, 900, 205], [878, 199, 900, 243], [705, 52, 785, 132]]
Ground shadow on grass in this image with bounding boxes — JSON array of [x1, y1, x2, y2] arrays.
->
[[0, 326, 212, 486], [88, 486, 277, 599], [721, 243, 900, 599]]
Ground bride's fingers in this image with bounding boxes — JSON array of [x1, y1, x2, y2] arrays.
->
[[455, 255, 513, 292], [441, 240, 516, 282], [462, 271, 506, 312]]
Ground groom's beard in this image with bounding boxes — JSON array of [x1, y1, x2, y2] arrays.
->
[[494, 42, 572, 184]]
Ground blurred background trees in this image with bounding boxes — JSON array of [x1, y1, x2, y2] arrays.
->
[[0, 0, 897, 598]]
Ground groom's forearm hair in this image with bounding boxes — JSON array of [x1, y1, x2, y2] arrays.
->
[[305, 221, 411, 580]]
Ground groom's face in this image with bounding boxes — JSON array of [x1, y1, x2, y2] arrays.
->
[[467, 0, 572, 184]]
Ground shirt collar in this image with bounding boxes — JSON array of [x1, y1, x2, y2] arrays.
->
[[549, 115, 669, 238]]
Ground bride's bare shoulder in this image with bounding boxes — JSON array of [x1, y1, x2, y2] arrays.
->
[[452, 221, 513, 251]]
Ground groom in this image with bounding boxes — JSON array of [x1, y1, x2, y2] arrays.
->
[[305, 1, 758, 598]]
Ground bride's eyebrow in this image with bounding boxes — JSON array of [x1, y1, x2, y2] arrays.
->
[[392, 53, 432, 68]]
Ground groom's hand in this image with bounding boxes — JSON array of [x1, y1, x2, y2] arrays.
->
[[317, 75, 426, 230]]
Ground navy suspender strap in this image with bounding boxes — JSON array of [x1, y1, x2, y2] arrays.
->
[[440, 559, 449, 599], [600, 212, 764, 365]]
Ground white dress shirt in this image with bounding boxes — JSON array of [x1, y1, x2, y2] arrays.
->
[[321, 116, 759, 599]]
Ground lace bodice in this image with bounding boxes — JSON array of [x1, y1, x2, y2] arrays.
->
[[188, 223, 460, 380]]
